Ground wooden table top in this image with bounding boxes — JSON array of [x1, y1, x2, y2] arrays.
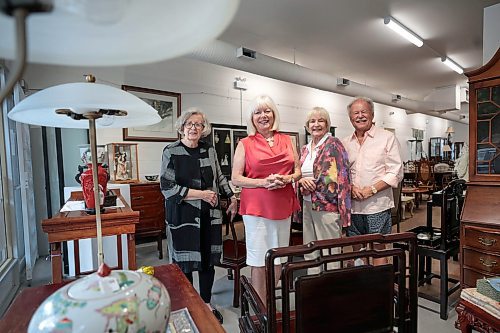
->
[[0, 264, 224, 333], [41, 190, 139, 242], [402, 187, 432, 194]]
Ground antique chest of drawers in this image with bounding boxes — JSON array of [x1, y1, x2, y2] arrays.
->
[[460, 186, 500, 288], [130, 182, 165, 259]]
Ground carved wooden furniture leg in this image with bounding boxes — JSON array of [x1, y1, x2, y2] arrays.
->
[[128, 233, 136, 270], [50, 242, 63, 284]]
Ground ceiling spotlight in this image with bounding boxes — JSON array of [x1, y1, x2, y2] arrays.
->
[[384, 16, 423, 47], [441, 57, 464, 74]]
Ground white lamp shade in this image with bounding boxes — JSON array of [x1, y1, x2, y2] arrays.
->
[[7, 82, 161, 128], [442, 144, 452, 152], [0, 0, 239, 66]]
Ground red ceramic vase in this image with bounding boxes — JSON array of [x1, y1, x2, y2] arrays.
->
[[80, 163, 108, 210]]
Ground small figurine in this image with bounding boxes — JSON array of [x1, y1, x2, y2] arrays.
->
[[115, 152, 129, 180]]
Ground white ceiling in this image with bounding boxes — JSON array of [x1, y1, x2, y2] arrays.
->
[[218, 0, 499, 101]]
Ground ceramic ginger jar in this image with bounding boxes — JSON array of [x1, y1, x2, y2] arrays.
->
[[28, 269, 171, 333]]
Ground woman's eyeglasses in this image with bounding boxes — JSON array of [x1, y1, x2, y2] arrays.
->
[[185, 122, 205, 129]]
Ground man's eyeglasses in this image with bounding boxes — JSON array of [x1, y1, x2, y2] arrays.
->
[[185, 122, 205, 129]]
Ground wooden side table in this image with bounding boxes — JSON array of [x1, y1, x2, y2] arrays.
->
[[42, 190, 139, 283], [455, 298, 500, 333]]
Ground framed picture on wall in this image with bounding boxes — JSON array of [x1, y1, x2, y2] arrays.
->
[[281, 131, 300, 152], [122, 85, 181, 142]]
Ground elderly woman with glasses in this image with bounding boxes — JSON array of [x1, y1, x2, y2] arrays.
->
[[232, 95, 301, 303], [160, 107, 237, 323]]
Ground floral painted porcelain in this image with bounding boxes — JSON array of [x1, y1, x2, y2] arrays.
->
[[28, 269, 171, 333]]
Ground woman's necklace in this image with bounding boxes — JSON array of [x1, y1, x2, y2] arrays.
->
[[265, 135, 274, 146]]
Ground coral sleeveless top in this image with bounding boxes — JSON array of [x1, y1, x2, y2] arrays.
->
[[239, 132, 300, 220]]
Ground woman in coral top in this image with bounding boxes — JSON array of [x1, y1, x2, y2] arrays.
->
[[232, 95, 301, 302]]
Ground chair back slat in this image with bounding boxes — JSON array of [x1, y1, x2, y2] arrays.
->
[[240, 232, 419, 333]]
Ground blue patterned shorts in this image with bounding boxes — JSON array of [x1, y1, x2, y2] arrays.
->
[[347, 209, 392, 236]]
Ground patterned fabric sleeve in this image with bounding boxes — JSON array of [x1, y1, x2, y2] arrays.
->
[[333, 138, 352, 227], [160, 143, 189, 203]]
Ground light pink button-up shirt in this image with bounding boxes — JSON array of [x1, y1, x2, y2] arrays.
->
[[342, 125, 403, 215]]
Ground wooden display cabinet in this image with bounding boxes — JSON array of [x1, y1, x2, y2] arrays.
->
[[206, 124, 247, 179], [460, 48, 500, 289]]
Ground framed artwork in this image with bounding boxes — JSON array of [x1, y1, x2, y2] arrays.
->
[[281, 131, 300, 152], [122, 85, 181, 142]]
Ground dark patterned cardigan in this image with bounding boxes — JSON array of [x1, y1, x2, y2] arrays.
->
[[160, 140, 233, 272]]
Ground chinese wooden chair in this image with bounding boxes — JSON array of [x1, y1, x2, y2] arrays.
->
[[416, 159, 435, 194], [416, 179, 466, 319], [217, 198, 246, 307], [391, 181, 403, 232], [239, 233, 418, 333]]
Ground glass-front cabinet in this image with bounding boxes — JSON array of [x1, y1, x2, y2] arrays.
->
[[429, 137, 447, 161], [467, 49, 500, 181], [474, 85, 500, 175], [206, 124, 247, 179]]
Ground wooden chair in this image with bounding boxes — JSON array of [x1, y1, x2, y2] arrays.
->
[[391, 181, 403, 231], [239, 233, 418, 333], [217, 198, 247, 307], [413, 179, 466, 319], [416, 159, 435, 193]]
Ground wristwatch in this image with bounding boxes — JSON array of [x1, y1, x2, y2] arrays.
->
[[370, 185, 377, 194]]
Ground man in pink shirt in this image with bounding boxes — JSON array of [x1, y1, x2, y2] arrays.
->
[[342, 97, 403, 262]]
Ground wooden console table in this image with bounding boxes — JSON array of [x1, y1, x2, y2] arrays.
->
[[42, 190, 139, 283], [455, 298, 500, 333], [0, 264, 224, 333]]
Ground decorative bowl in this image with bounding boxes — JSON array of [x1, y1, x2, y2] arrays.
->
[[28, 269, 170, 333], [145, 175, 159, 182]]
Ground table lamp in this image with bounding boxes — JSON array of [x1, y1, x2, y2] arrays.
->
[[7, 76, 173, 332]]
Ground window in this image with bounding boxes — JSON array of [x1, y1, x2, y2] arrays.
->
[[0, 68, 8, 267]]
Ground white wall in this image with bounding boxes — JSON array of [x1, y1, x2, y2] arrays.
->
[[483, 3, 500, 64], [22, 57, 468, 178]]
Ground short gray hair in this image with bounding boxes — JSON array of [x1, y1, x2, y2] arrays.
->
[[347, 96, 374, 115], [246, 95, 280, 136], [305, 107, 331, 134], [175, 107, 212, 138]]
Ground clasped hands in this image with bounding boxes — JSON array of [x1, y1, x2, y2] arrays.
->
[[351, 185, 373, 200], [201, 190, 238, 221], [298, 177, 316, 195], [262, 173, 288, 190]]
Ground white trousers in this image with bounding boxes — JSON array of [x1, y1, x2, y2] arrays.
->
[[302, 200, 342, 270]]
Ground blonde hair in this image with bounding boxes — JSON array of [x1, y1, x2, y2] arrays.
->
[[175, 107, 212, 138], [246, 95, 281, 136], [304, 107, 331, 134]]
